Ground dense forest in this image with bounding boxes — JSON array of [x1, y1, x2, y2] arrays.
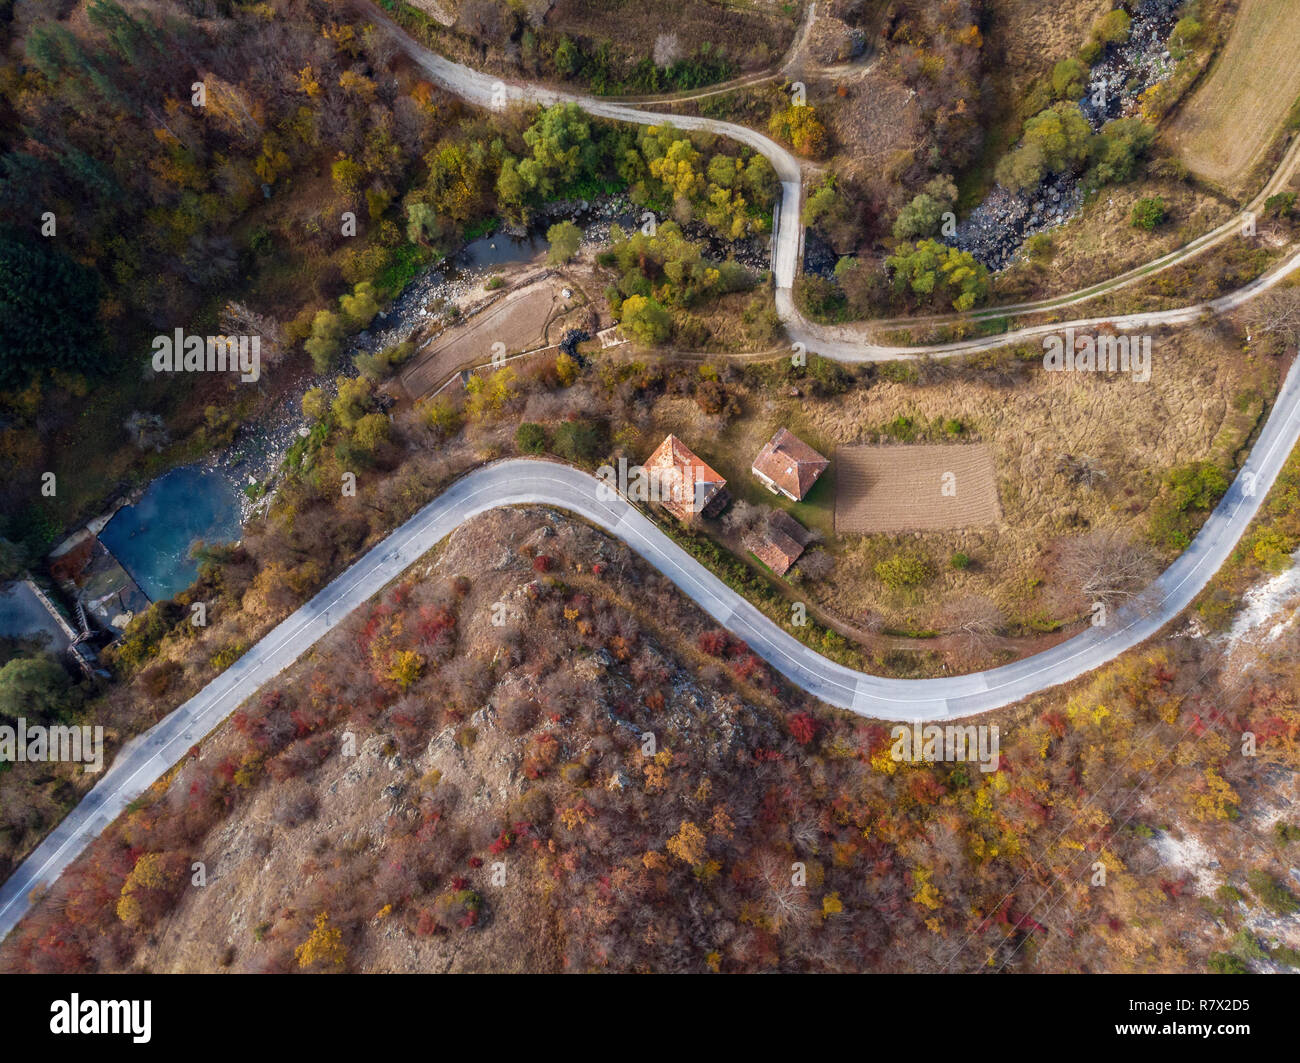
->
[[0, 0, 776, 554]]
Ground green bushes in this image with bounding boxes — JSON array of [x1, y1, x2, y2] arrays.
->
[[768, 104, 829, 158], [0, 654, 82, 724], [1246, 869, 1300, 916], [551, 420, 605, 465], [892, 175, 958, 241], [1131, 196, 1168, 231], [1207, 952, 1249, 974], [882, 414, 918, 442], [1051, 58, 1089, 101], [874, 548, 936, 589], [794, 274, 848, 322], [1080, 8, 1131, 63], [1170, 16, 1204, 60], [1265, 192, 1297, 218], [515, 422, 547, 454], [106, 601, 186, 675], [995, 102, 1092, 191], [339, 281, 379, 330], [619, 294, 673, 345], [304, 278, 405, 375], [1168, 461, 1230, 512], [1088, 117, 1157, 186], [548, 35, 734, 95], [632, 123, 776, 238], [354, 340, 415, 383], [885, 239, 989, 312], [1093, 9, 1132, 47], [546, 220, 582, 264], [1149, 461, 1229, 550], [995, 97, 1155, 192], [604, 220, 754, 315], [497, 107, 774, 246], [801, 171, 869, 251]]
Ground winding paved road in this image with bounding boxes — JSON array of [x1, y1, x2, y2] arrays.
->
[[6, 17, 1300, 944], [4, 353, 1300, 942]]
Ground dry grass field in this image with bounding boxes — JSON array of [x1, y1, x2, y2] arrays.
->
[[986, 0, 1113, 100], [640, 323, 1276, 636], [835, 444, 1001, 534], [820, 66, 923, 204], [994, 176, 1236, 302], [1166, 0, 1300, 193]]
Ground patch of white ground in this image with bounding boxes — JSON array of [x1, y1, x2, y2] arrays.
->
[[1151, 830, 1222, 896], [1217, 550, 1300, 662]]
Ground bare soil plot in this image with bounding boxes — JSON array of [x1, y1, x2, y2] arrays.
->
[[1166, 0, 1300, 192], [835, 444, 1002, 534], [821, 66, 922, 194], [398, 278, 566, 400]]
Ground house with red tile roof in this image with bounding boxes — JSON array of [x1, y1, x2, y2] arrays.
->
[[644, 434, 730, 520], [751, 428, 829, 502]]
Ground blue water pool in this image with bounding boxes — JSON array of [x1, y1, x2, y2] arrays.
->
[[98, 465, 242, 602]]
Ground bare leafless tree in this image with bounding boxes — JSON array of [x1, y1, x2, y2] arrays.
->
[[1056, 453, 1108, 489], [1058, 528, 1159, 609], [721, 498, 762, 536], [797, 549, 835, 580], [755, 852, 812, 929], [858, 608, 885, 634], [944, 594, 1004, 654], [362, 23, 399, 70], [1245, 287, 1300, 348], [220, 301, 285, 365]]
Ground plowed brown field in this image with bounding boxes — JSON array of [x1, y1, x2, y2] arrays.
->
[[835, 444, 1002, 534]]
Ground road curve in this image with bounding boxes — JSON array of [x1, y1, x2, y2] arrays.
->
[[373, 6, 806, 288], [4, 336, 1300, 943]]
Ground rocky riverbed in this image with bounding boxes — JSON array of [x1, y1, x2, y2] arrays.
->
[[954, 0, 1183, 271], [1080, 0, 1183, 127], [952, 172, 1086, 271], [212, 192, 768, 523]]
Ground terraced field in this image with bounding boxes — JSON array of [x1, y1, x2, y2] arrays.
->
[[397, 276, 568, 399]]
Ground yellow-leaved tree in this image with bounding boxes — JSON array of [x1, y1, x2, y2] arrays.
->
[[295, 911, 347, 970]]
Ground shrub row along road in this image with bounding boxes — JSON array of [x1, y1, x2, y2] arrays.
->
[[6, 19, 1300, 943]]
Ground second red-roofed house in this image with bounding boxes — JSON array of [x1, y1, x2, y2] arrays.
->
[[751, 428, 829, 502]]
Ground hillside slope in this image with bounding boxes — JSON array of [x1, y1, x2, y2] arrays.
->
[[3, 507, 1297, 973]]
